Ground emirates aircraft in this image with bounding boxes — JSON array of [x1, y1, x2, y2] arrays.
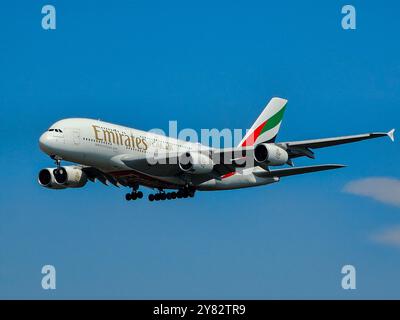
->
[[38, 98, 395, 201]]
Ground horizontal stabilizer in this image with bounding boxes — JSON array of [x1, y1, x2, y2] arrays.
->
[[254, 164, 346, 178]]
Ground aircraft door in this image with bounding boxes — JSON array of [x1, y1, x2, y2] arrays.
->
[[73, 129, 81, 145]]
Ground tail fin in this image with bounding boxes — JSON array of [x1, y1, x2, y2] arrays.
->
[[238, 97, 287, 147]]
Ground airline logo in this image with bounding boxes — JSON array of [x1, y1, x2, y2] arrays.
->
[[241, 102, 286, 147], [92, 125, 148, 150]]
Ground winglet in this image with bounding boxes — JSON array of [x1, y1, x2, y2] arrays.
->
[[387, 129, 395, 142]]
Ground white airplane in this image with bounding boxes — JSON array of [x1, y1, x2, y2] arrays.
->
[[38, 97, 395, 201]]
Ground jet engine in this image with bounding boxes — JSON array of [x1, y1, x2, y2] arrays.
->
[[178, 152, 214, 174], [38, 168, 67, 189], [254, 143, 288, 166], [38, 166, 87, 189]]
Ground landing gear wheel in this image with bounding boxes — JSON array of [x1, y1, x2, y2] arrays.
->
[[148, 194, 154, 201], [51, 155, 63, 170], [171, 192, 177, 199], [160, 193, 167, 200], [177, 191, 183, 198], [154, 193, 160, 201], [127, 184, 143, 201]]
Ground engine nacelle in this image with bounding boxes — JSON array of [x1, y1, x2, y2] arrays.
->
[[254, 143, 288, 166], [38, 168, 66, 189], [53, 166, 88, 188], [38, 166, 87, 189], [179, 152, 214, 174]]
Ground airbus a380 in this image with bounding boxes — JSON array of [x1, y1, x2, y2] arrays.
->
[[38, 98, 395, 202]]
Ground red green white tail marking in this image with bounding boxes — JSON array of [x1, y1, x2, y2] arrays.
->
[[238, 97, 287, 147], [222, 97, 288, 179]]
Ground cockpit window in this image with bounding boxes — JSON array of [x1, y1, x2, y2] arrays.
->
[[48, 129, 63, 133], [49, 129, 54, 132]]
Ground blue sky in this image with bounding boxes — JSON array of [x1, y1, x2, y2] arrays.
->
[[0, 0, 399, 299]]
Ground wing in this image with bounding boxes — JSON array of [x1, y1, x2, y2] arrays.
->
[[82, 166, 126, 187], [210, 129, 394, 172], [278, 129, 395, 159], [96, 128, 393, 184], [253, 164, 346, 178], [119, 152, 224, 185], [82, 166, 181, 189]]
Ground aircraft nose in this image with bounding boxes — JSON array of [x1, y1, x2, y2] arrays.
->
[[39, 132, 50, 152]]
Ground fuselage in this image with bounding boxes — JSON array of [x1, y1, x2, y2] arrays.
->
[[39, 118, 278, 190], [37, 98, 393, 200]]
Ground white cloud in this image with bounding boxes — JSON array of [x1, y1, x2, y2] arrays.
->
[[371, 226, 400, 248], [343, 177, 400, 207]]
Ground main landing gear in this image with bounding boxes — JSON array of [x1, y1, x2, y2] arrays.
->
[[148, 188, 195, 202], [124, 185, 195, 202], [125, 185, 143, 201], [125, 191, 143, 201]]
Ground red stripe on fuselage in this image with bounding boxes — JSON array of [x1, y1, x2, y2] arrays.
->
[[221, 172, 235, 179]]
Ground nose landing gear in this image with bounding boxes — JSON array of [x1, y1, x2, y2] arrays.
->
[[50, 155, 65, 181], [50, 155, 63, 173]]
